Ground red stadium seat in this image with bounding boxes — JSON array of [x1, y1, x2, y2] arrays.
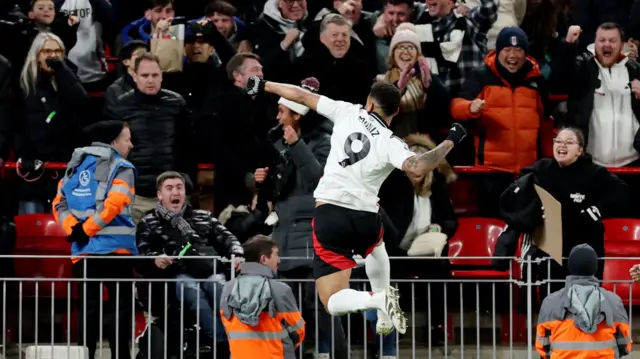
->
[[603, 219, 640, 241], [447, 217, 526, 343], [448, 218, 513, 279], [603, 240, 640, 306], [13, 214, 72, 299]]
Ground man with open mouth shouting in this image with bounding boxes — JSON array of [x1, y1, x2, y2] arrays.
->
[[563, 22, 640, 170]]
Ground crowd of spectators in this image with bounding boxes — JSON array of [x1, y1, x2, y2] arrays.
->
[[1, 0, 640, 358]]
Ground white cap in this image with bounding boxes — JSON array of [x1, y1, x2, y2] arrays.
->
[[278, 97, 309, 116]]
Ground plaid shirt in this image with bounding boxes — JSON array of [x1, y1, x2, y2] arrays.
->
[[419, 0, 499, 96]]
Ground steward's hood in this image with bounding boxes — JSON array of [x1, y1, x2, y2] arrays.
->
[[64, 143, 123, 182], [225, 262, 277, 326], [564, 276, 611, 334]]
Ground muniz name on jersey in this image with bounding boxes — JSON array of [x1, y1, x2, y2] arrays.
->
[[358, 114, 380, 138]]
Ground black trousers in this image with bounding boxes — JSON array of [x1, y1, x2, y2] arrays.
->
[[73, 255, 134, 359]]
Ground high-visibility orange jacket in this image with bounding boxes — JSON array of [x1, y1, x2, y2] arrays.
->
[[535, 276, 632, 358], [220, 262, 305, 359]]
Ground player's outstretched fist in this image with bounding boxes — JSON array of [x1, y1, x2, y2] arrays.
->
[[446, 123, 467, 145], [246, 76, 265, 96]]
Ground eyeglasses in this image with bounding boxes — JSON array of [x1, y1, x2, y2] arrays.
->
[[40, 49, 64, 56], [396, 45, 417, 52], [553, 139, 579, 147], [282, 0, 305, 5]]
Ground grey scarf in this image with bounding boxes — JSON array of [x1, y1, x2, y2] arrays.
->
[[155, 202, 196, 238]]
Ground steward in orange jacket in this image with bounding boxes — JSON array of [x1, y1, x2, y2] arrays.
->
[[451, 27, 548, 173], [220, 236, 305, 359], [536, 244, 632, 358]]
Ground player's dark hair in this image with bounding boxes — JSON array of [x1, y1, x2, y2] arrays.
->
[[243, 235, 277, 263], [369, 82, 402, 117]]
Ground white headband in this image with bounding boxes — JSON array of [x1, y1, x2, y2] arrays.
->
[[278, 97, 309, 116]]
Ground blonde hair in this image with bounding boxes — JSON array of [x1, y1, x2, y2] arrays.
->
[[20, 32, 65, 97]]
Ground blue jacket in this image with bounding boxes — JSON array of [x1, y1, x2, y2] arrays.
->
[[53, 143, 137, 258]]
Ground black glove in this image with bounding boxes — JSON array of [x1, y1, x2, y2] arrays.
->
[[246, 76, 265, 96], [67, 222, 90, 245], [45, 58, 65, 71], [446, 122, 467, 145], [581, 206, 602, 222]]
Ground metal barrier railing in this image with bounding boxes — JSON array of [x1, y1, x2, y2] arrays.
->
[[2, 255, 639, 359]]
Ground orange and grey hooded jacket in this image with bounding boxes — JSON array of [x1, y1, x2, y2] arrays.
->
[[52, 143, 137, 262], [220, 262, 305, 358], [451, 51, 547, 173], [536, 275, 632, 358]]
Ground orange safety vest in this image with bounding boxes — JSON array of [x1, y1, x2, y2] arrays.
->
[[221, 311, 304, 358]]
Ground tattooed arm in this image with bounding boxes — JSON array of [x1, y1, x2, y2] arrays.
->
[[390, 123, 465, 177], [402, 140, 455, 178]]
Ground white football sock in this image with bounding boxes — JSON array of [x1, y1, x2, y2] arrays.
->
[[326, 289, 386, 315], [365, 244, 391, 320]]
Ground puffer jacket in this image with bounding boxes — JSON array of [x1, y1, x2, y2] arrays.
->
[[104, 88, 195, 197], [103, 73, 135, 113], [136, 204, 243, 275], [264, 116, 332, 272], [451, 51, 547, 173]]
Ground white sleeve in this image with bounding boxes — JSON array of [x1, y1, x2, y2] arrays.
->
[[387, 135, 415, 170], [316, 96, 359, 123]]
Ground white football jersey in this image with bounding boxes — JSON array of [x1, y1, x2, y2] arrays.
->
[[313, 96, 415, 213]]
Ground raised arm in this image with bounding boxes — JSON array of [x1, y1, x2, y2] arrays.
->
[[247, 76, 320, 112], [395, 123, 466, 179], [401, 139, 455, 177]]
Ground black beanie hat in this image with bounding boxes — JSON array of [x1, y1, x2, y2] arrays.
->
[[496, 27, 529, 55], [568, 244, 599, 276], [119, 40, 149, 61], [84, 121, 126, 145]]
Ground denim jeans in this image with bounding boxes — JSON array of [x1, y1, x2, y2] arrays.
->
[[175, 274, 226, 342], [365, 310, 396, 357]]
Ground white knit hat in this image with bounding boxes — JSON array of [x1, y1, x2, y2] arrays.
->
[[278, 97, 309, 116], [389, 23, 421, 54]]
